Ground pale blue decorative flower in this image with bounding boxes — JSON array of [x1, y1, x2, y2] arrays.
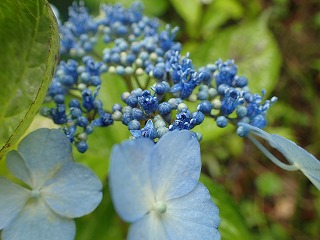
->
[[239, 122, 320, 190], [109, 130, 220, 239], [0, 128, 102, 240]]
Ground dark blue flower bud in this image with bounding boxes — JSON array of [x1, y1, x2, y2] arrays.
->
[[122, 112, 132, 126], [71, 108, 83, 119], [216, 116, 228, 128], [197, 101, 213, 114], [236, 76, 248, 87], [125, 94, 138, 107], [251, 114, 267, 129], [131, 108, 144, 120], [112, 103, 122, 112], [153, 66, 165, 79], [128, 120, 141, 130], [191, 111, 204, 126], [158, 102, 172, 116], [77, 116, 89, 127], [76, 141, 88, 153]]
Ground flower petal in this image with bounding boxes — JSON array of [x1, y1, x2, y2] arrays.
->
[[128, 211, 169, 240], [240, 123, 320, 190], [151, 130, 201, 201], [6, 151, 32, 186], [271, 134, 320, 189], [0, 177, 30, 230], [41, 162, 102, 218], [163, 183, 220, 240], [109, 138, 155, 222], [16, 128, 73, 188], [1, 198, 75, 240]]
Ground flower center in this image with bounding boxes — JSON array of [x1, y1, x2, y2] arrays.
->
[[153, 200, 167, 214], [31, 189, 41, 199]]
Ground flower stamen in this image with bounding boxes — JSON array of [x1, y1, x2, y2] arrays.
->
[[153, 200, 167, 215], [31, 189, 41, 199]]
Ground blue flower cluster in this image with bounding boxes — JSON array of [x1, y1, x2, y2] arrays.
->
[[59, 1, 99, 57], [44, 2, 277, 153], [42, 56, 109, 153]]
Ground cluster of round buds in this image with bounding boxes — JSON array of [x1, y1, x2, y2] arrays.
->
[[42, 57, 111, 153], [114, 57, 277, 141], [45, 2, 277, 152], [101, 26, 182, 82], [117, 91, 205, 142], [58, 1, 100, 57], [210, 60, 278, 132]]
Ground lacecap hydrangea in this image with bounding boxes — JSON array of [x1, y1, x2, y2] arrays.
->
[[31, 1, 320, 240], [43, 1, 277, 153]]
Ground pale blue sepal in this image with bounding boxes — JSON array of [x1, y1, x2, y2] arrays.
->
[[128, 211, 168, 240], [240, 123, 320, 190], [164, 183, 221, 240], [151, 130, 201, 201], [16, 128, 73, 189], [6, 151, 32, 187], [0, 177, 30, 230], [239, 123, 299, 170], [109, 138, 155, 222], [246, 134, 299, 171], [41, 162, 103, 218], [1, 198, 75, 240], [270, 134, 320, 190]]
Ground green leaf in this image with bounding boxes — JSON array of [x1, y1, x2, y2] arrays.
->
[[170, 0, 202, 25], [98, 73, 128, 110], [188, 13, 282, 95], [88, 0, 169, 16], [142, 0, 169, 16], [202, 0, 243, 36], [0, 0, 60, 158], [169, 0, 202, 38], [200, 174, 253, 240]]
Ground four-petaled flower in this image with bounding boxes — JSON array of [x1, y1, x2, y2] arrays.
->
[[109, 130, 221, 239], [0, 129, 102, 240]]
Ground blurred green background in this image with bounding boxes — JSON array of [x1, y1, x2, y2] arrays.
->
[[49, 0, 320, 239]]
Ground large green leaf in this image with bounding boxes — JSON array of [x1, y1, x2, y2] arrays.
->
[[169, 0, 202, 38], [200, 174, 253, 240], [202, 0, 244, 37], [84, 0, 169, 16], [0, 0, 60, 158], [169, 0, 201, 25]]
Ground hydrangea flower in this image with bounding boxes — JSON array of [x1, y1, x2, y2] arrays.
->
[[109, 130, 220, 239], [239, 123, 320, 190], [45, 2, 278, 153], [0, 128, 102, 240]]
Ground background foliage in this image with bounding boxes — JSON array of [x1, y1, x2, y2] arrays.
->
[[1, 0, 319, 239]]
